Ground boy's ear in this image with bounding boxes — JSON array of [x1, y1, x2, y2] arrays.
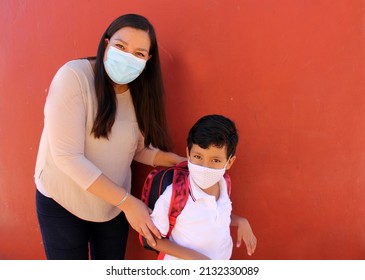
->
[[226, 155, 236, 170], [186, 147, 189, 158]]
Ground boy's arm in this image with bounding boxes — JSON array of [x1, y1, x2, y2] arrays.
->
[[231, 213, 257, 256], [147, 238, 210, 260]]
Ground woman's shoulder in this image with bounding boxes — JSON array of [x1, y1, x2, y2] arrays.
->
[[63, 59, 93, 73], [54, 59, 94, 82]]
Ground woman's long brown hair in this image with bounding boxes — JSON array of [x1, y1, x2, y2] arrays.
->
[[92, 14, 171, 151]]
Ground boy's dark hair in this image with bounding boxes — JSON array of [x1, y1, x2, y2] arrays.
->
[[187, 114, 239, 158]]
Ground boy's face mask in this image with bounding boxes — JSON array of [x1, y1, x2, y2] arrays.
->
[[188, 156, 231, 189], [104, 46, 146, 84]]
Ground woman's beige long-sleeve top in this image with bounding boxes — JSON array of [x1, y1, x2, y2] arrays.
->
[[35, 59, 157, 222]]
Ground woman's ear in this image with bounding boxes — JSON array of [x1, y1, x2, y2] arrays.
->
[[226, 155, 236, 170]]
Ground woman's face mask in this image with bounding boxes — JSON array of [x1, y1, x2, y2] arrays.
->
[[104, 46, 146, 84]]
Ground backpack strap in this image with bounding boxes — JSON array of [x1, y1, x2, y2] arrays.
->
[[167, 167, 189, 236], [141, 168, 160, 205], [157, 162, 189, 260]]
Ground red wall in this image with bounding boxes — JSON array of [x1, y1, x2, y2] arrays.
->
[[1, 0, 365, 260]]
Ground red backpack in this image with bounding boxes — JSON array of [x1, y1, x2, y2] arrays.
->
[[139, 161, 231, 259]]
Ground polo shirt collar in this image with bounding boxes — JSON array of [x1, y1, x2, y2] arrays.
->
[[188, 175, 229, 201]]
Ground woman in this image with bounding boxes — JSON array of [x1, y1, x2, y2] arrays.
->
[[35, 14, 185, 259]]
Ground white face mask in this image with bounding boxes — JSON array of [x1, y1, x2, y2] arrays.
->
[[104, 46, 146, 84], [188, 157, 231, 189]]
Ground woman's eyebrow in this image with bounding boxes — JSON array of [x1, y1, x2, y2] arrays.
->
[[113, 38, 149, 53], [112, 38, 127, 44], [135, 47, 149, 53]]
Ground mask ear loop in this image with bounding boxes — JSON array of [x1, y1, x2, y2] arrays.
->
[[224, 154, 233, 169]]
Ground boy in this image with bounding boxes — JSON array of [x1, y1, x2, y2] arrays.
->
[[149, 114, 257, 259]]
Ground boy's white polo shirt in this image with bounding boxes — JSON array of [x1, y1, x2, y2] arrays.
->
[[150, 175, 233, 260]]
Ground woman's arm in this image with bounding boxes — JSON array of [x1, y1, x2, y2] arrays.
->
[[153, 151, 186, 167], [86, 149, 184, 246], [148, 238, 210, 260], [87, 174, 161, 247], [231, 213, 257, 256]]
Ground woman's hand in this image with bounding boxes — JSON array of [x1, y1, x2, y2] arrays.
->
[[119, 194, 161, 247], [87, 174, 161, 247]]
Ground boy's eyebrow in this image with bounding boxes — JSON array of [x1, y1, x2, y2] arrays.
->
[[191, 151, 226, 160], [213, 155, 228, 160]]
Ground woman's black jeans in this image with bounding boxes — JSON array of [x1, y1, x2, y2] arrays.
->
[[36, 189, 129, 260]]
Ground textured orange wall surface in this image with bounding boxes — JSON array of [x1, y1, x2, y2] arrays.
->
[[1, 0, 365, 260]]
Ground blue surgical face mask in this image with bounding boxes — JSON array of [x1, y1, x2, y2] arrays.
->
[[104, 46, 146, 84]]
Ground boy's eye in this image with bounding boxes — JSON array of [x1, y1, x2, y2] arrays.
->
[[212, 159, 221, 163], [193, 155, 201, 160]]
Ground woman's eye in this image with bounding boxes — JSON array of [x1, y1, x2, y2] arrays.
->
[[116, 44, 125, 50], [136, 52, 145, 58]]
